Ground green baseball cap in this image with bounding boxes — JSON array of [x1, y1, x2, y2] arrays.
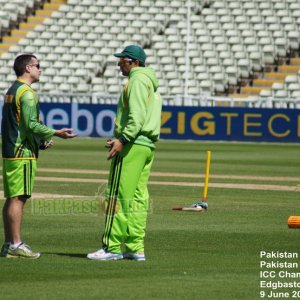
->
[[114, 45, 146, 65]]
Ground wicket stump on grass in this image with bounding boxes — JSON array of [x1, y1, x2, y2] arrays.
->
[[202, 150, 211, 202], [172, 150, 211, 212]]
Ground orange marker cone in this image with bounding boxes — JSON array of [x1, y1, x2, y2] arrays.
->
[[288, 216, 300, 228]]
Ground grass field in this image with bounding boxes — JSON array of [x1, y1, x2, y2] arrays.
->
[[0, 138, 300, 300]]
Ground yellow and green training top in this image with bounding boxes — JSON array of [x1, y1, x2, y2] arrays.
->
[[114, 67, 162, 149], [1, 80, 55, 160]]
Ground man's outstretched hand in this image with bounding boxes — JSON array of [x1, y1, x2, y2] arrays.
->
[[54, 128, 77, 139]]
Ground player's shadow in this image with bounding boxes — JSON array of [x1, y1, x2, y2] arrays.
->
[[42, 252, 87, 258]]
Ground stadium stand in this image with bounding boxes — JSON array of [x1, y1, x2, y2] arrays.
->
[[0, 0, 299, 107]]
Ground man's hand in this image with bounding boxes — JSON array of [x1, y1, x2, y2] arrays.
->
[[54, 128, 77, 139], [39, 139, 54, 150], [106, 139, 124, 160]]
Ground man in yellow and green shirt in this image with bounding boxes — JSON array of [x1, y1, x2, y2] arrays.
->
[[1, 54, 76, 259]]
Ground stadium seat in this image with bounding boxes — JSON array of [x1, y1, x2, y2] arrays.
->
[[285, 75, 298, 85], [262, 45, 276, 65], [249, 52, 262, 72], [213, 73, 227, 94], [59, 83, 72, 92], [42, 83, 57, 93], [287, 83, 300, 97], [107, 84, 120, 94], [288, 31, 300, 51], [237, 59, 252, 78], [259, 89, 272, 98], [225, 66, 239, 86], [200, 79, 214, 95], [0, 0, 299, 99], [186, 86, 200, 96], [222, 57, 236, 68], [274, 37, 288, 57], [76, 83, 90, 93], [170, 86, 184, 95], [271, 82, 287, 98]]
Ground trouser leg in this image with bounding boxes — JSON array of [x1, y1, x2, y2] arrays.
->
[[102, 144, 153, 254], [125, 152, 154, 253]]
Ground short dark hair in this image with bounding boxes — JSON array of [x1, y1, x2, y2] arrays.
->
[[13, 54, 37, 77]]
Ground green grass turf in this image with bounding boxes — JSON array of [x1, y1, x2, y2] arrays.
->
[[0, 139, 300, 300]]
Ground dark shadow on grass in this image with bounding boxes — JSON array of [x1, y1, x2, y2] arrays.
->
[[42, 252, 87, 258]]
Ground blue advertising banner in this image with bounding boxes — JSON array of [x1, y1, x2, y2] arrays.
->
[[159, 106, 300, 143], [1, 102, 298, 143], [37, 103, 300, 142], [38, 103, 116, 137]]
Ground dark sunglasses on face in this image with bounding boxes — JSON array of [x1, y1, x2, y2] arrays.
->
[[29, 63, 40, 69], [119, 57, 133, 63]]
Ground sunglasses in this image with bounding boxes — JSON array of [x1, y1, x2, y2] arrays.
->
[[29, 63, 40, 69], [119, 57, 133, 63]]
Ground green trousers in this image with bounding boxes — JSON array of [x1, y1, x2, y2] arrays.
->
[[102, 143, 155, 254]]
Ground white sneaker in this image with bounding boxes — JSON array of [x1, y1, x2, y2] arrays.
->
[[87, 248, 123, 261], [7, 243, 41, 259], [123, 252, 146, 261]]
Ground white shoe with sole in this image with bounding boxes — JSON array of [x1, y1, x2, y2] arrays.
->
[[87, 248, 123, 261], [7, 243, 41, 259], [123, 252, 146, 261]]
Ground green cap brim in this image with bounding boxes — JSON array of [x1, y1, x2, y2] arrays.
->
[[114, 53, 127, 58]]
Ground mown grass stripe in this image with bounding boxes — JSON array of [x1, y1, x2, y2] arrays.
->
[[14, 168, 300, 182]]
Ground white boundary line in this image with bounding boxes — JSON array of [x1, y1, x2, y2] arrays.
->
[[35, 168, 300, 182]]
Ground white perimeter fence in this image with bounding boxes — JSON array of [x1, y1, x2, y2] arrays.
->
[[1, 93, 300, 108], [31, 93, 300, 109]]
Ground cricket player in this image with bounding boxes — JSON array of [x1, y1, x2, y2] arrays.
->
[[87, 45, 162, 261], [0, 54, 76, 259]]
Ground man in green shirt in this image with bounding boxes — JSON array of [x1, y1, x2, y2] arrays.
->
[[1, 54, 76, 259], [87, 45, 162, 261]]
